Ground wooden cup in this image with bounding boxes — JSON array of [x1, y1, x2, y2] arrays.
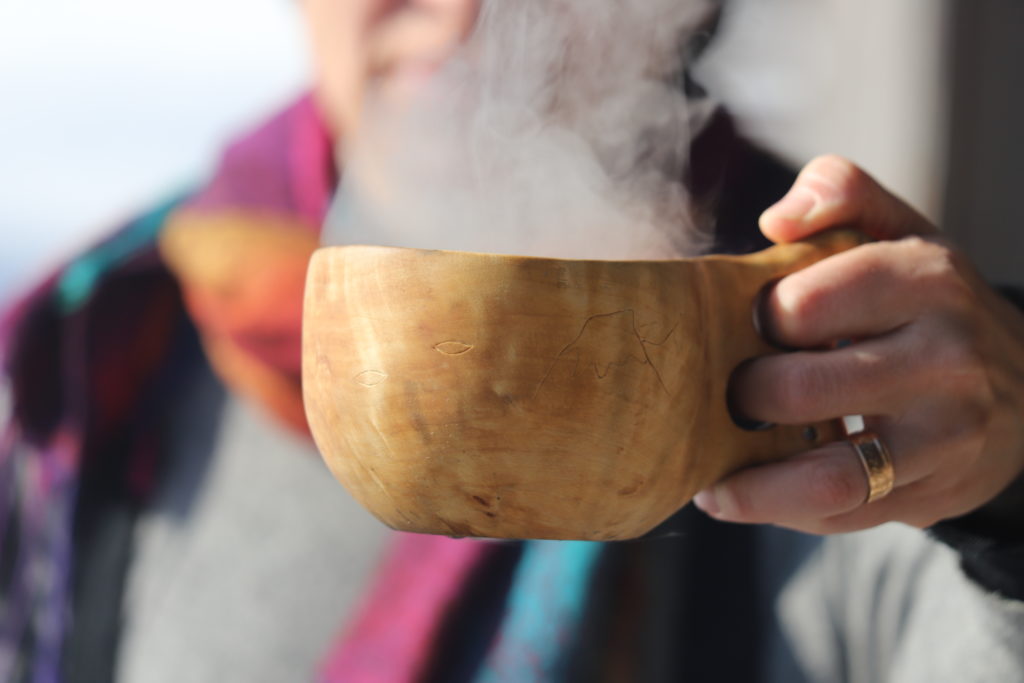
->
[[302, 230, 864, 540]]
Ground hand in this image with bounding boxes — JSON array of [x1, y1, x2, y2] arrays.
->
[[694, 155, 1024, 535], [302, 0, 479, 135]]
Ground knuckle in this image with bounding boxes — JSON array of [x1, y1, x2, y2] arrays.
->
[[937, 402, 991, 460], [935, 336, 994, 403], [957, 394, 993, 434], [804, 155, 869, 200], [771, 279, 825, 343], [901, 237, 975, 309]]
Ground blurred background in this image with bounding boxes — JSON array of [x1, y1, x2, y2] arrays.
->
[[0, 0, 309, 304], [2, 0, 1022, 307], [700, 0, 1024, 288]]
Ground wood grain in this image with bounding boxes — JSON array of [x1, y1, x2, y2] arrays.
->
[[303, 230, 865, 540]]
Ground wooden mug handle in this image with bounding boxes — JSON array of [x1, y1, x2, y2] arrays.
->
[[683, 229, 870, 497]]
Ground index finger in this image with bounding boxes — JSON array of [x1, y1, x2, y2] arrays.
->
[[760, 155, 937, 244]]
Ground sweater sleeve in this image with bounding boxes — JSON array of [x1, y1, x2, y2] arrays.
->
[[928, 472, 1024, 602], [779, 524, 1024, 683]]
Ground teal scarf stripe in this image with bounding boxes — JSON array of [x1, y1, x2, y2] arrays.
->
[[478, 540, 604, 682], [56, 190, 193, 314]]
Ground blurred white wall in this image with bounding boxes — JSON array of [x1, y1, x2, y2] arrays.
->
[[7, 1, 1004, 301], [699, 0, 952, 222], [0, 0, 310, 304]]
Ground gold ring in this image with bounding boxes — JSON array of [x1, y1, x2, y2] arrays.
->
[[848, 431, 895, 503]]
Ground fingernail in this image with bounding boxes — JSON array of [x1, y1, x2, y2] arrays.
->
[[693, 489, 720, 516], [764, 188, 819, 222]]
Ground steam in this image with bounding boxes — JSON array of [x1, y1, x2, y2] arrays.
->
[[323, 0, 719, 260]]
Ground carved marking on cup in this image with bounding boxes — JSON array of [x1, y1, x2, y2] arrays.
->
[[534, 310, 676, 396], [354, 370, 389, 387], [434, 341, 475, 356]]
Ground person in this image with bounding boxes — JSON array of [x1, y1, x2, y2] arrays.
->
[[1, 1, 1022, 681]]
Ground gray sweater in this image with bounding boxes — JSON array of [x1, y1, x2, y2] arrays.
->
[[779, 524, 1024, 682], [114, 362, 1024, 682]]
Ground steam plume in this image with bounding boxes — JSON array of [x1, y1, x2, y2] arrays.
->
[[323, 0, 719, 260]]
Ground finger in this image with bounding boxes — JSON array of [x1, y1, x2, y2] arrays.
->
[[777, 473, 971, 535], [773, 483, 939, 535], [730, 328, 935, 425], [699, 394, 995, 530], [759, 237, 955, 348], [759, 155, 936, 244], [693, 426, 941, 528], [693, 443, 871, 524], [809, 454, 1021, 535]]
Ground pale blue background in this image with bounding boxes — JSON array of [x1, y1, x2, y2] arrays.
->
[[0, 0, 309, 305]]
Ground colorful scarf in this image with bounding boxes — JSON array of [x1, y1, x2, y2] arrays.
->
[[2, 78, 782, 680], [0, 96, 613, 682]]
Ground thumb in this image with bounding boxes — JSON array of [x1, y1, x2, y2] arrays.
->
[[759, 155, 936, 244]]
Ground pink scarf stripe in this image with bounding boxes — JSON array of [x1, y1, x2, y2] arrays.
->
[[320, 533, 492, 683]]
